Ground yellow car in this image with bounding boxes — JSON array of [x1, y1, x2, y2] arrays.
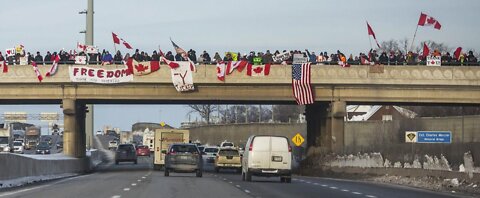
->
[[214, 148, 241, 173]]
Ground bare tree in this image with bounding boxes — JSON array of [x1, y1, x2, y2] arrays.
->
[[188, 105, 217, 124], [379, 39, 400, 52]]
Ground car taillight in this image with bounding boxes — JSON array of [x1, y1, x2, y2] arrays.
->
[[288, 145, 292, 152], [249, 141, 253, 151], [167, 151, 176, 155]]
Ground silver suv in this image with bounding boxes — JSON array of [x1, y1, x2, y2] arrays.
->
[[164, 143, 203, 177]]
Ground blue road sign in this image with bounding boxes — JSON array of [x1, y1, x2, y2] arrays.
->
[[416, 131, 451, 143]]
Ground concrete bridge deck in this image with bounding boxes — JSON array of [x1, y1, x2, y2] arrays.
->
[[0, 64, 479, 104]]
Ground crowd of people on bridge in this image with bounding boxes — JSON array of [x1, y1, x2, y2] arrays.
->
[[0, 47, 478, 66]]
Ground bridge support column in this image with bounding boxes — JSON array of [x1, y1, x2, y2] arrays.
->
[[62, 99, 86, 158], [306, 101, 346, 155], [328, 100, 346, 154]]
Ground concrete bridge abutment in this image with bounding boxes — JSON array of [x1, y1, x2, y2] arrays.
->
[[306, 101, 346, 155]]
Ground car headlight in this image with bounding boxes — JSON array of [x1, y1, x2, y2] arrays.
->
[[36, 150, 41, 152]]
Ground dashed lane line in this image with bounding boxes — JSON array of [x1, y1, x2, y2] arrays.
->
[[352, 192, 362, 195], [111, 195, 121, 198], [341, 189, 350, 192], [330, 186, 338, 189], [123, 188, 130, 191], [131, 183, 137, 186], [365, 195, 377, 198], [244, 190, 251, 194]]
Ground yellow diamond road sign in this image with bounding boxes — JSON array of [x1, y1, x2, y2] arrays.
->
[[292, 133, 304, 147], [160, 122, 166, 127]]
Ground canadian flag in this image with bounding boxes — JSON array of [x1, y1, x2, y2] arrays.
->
[[216, 62, 226, 81], [5, 48, 15, 57], [126, 58, 160, 76], [77, 42, 86, 52], [418, 12, 441, 30], [31, 61, 43, 82], [0, 61, 8, 73], [247, 64, 271, 77], [226, 60, 248, 74], [45, 55, 60, 77]]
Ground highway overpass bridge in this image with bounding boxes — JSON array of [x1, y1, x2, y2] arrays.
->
[[2, 64, 480, 157]]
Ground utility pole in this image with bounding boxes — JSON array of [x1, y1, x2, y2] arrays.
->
[[79, 0, 94, 150]]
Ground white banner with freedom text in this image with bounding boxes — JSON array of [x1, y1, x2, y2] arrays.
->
[[69, 66, 133, 84]]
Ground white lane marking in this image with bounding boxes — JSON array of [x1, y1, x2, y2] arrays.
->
[[223, 178, 227, 180], [313, 183, 319, 185], [137, 180, 141, 182], [131, 183, 137, 186], [321, 184, 328, 187], [306, 181, 312, 184], [244, 190, 250, 194], [0, 174, 93, 197], [341, 189, 350, 192], [142, 177, 146, 179], [352, 192, 362, 195], [236, 185, 241, 188], [123, 188, 130, 191], [0, 185, 50, 197], [330, 186, 338, 189], [111, 196, 121, 198], [229, 181, 233, 184], [366, 195, 376, 198]]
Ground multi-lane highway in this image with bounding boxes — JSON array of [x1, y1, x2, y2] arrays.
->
[[0, 154, 464, 198]]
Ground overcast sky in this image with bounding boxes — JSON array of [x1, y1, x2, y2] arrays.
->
[[1, 0, 479, 132]]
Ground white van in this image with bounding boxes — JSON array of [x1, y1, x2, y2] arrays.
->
[[241, 135, 292, 183]]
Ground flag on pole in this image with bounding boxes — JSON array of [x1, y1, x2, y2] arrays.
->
[[77, 42, 86, 52], [45, 55, 60, 77], [417, 12, 441, 30], [454, 47, 462, 60], [31, 61, 43, 82], [366, 22, 381, 48], [112, 32, 120, 44], [423, 43, 430, 58], [112, 32, 133, 49], [159, 49, 180, 68], [170, 39, 187, 56], [292, 63, 314, 105]]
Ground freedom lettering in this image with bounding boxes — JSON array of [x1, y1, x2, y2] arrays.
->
[[69, 66, 133, 84]]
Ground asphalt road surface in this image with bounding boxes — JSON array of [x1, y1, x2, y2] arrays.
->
[[0, 155, 467, 198]]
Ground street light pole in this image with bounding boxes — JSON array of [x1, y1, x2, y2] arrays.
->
[[82, 0, 95, 150]]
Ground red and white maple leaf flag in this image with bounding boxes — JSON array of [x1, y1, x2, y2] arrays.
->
[[0, 60, 8, 73], [247, 64, 271, 77], [77, 42, 86, 52], [121, 39, 133, 49], [423, 43, 430, 58], [31, 61, 43, 82], [418, 12, 441, 30], [45, 55, 60, 77], [366, 22, 381, 48], [216, 61, 226, 81], [226, 60, 248, 74], [126, 58, 160, 76], [159, 49, 179, 69], [112, 32, 120, 44]]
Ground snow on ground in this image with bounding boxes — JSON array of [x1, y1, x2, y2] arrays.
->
[[0, 173, 78, 189]]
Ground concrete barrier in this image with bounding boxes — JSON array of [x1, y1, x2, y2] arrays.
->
[[0, 153, 89, 181]]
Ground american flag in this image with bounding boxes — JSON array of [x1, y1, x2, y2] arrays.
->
[[170, 39, 187, 55], [292, 63, 314, 105]]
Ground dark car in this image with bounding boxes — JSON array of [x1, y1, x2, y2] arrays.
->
[[136, 145, 150, 157], [115, 144, 137, 165], [164, 143, 203, 177], [36, 142, 51, 154]]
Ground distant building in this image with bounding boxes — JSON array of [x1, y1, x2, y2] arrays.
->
[[131, 122, 174, 134], [348, 105, 417, 121]]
